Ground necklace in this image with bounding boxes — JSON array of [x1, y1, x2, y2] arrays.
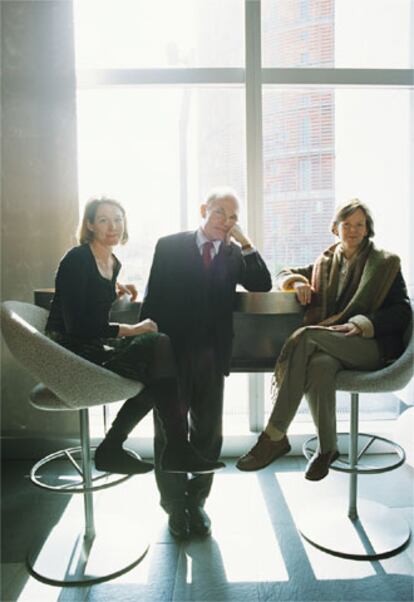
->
[[90, 244, 114, 279]]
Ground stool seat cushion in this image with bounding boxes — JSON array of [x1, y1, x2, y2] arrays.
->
[[1, 301, 143, 411], [336, 315, 413, 394]]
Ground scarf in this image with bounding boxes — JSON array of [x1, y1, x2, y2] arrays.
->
[[272, 240, 400, 396]]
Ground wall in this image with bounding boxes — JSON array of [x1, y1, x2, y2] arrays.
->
[[1, 1, 80, 453]]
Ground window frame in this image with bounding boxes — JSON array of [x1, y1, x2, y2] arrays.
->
[[76, 1, 414, 440]]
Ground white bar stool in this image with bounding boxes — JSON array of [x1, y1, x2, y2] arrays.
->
[[297, 311, 413, 559], [1, 300, 150, 585]]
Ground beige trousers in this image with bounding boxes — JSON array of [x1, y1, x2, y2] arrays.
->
[[268, 327, 383, 451]]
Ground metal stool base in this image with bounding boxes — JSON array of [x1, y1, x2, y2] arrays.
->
[[297, 498, 410, 560], [28, 513, 149, 586]]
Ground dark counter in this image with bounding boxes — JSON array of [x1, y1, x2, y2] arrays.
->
[[34, 290, 303, 372]]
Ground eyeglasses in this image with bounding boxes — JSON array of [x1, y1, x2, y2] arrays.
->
[[211, 208, 238, 223]]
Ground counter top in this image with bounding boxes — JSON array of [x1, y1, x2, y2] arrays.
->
[[234, 291, 302, 314]]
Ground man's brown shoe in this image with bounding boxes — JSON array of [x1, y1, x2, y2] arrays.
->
[[305, 449, 340, 481], [236, 432, 291, 471]]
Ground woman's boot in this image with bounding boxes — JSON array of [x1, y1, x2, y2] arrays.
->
[[95, 391, 154, 474]]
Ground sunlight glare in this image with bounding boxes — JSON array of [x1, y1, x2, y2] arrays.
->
[[207, 472, 289, 582], [74, 0, 195, 70]]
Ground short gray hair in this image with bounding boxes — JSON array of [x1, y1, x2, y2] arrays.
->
[[205, 187, 240, 209]]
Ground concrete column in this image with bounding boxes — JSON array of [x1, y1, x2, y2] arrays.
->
[[1, 1, 80, 452]]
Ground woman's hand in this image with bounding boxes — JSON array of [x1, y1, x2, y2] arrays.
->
[[118, 319, 158, 337], [329, 323, 362, 337], [116, 283, 138, 302], [293, 281, 313, 305]]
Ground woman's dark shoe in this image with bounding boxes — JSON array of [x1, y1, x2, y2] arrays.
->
[[94, 440, 154, 474], [305, 449, 340, 481], [161, 441, 225, 474], [236, 432, 291, 471]]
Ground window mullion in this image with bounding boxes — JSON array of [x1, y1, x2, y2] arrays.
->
[[245, 0, 265, 433], [245, 0, 264, 246], [76, 68, 245, 88], [263, 68, 414, 86]]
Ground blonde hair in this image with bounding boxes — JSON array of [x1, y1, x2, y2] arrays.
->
[[78, 197, 129, 245]]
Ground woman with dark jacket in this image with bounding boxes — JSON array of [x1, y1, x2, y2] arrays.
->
[[237, 198, 411, 481], [46, 197, 224, 476]]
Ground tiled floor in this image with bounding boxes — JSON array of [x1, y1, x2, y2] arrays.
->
[[2, 456, 413, 601]]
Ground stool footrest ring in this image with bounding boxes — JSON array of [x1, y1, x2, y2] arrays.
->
[[303, 433, 405, 475], [30, 446, 141, 493]]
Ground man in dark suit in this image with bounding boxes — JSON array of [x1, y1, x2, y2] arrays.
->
[[140, 188, 272, 539]]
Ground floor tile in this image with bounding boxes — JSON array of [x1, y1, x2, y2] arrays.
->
[[2, 458, 413, 602]]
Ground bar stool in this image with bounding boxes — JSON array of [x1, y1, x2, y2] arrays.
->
[[1, 300, 150, 585], [298, 311, 413, 559]]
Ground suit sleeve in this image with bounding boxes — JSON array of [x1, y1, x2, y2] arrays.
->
[[238, 250, 272, 292], [57, 251, 119, 338], [139, 239, 166, 322]]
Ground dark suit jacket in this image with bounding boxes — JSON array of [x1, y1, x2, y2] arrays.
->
[[140, 231, 272, 375]]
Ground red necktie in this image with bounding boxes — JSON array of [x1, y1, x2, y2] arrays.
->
[[202, 241, 214, 268]]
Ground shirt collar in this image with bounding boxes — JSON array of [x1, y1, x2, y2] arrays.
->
[[196, 228, 222, 255]]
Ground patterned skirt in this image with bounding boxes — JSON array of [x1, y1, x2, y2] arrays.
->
[[46, 331, 168, 384]]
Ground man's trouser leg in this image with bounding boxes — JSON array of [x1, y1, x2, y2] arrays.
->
[[186, 345, 224, 508], [153, 345, 224, 513]]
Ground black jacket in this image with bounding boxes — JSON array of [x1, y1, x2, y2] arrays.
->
[[368, 270, 412, 362], [140, 231, 272, 375], [46, 244, 121, 340]]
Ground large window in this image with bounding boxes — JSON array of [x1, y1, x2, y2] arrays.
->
[[74, 0, 414, 442], [76, 86, 246, 289], [74, 0, 244, 69]]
